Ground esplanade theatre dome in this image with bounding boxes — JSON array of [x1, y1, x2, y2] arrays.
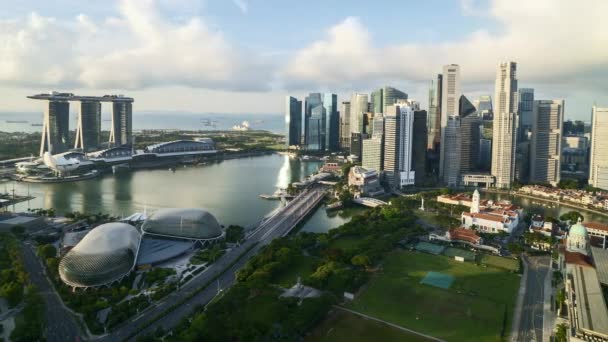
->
[[141, 208, 223, 240], [59, 222, 141, 288]]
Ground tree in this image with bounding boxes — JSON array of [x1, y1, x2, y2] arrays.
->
[[351, 254, 371, 268], [507, 243, 523, 255], [559, 211, 583, 224], [37, 244, 57, 259], [555, 323, 568, 342], [225, 225, 245, 243]]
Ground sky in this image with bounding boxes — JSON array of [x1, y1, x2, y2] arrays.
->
[[0, 0, 606, 121]]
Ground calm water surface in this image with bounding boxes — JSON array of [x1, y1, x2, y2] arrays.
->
[[2, 154, 357, 230]]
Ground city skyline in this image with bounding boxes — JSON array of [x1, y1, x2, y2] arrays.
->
[[0, 0, 606, 120]]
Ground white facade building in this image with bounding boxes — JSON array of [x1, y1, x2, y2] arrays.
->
[[439, 64, 460, 179], [530, 99, 564, 186], [461, 189, 519, 234], [491, 62, 518, 189], [383, 101, 416, 188], [590, 106, 608, 189]]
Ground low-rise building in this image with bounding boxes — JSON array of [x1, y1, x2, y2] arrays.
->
[[529, 214, 553, 237], [348, 166, 383, 197], [461, 190, 519, 234]]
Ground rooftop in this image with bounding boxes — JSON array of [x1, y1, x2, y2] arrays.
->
[[571, 265, 608, 338], [28, 93, 134, 102]]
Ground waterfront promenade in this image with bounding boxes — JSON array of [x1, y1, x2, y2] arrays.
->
[[99, 185, 327, 341]]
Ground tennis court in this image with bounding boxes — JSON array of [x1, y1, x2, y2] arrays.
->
[[414, 241, 445, 255], [443, 247, 476, 261], [420, 271, 455, 289]]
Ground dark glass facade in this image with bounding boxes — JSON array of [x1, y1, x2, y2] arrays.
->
[[40, 100, 70, 155], [285, 96, 302, 146], [75, 101, 101, 152], [110, 101, 133, 147]]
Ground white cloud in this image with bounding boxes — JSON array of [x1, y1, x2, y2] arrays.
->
[[282, 0, 608, 96], [0, 0, 270, 91]]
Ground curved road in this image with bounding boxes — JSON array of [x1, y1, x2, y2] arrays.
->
[[20, 243, 82, 342]]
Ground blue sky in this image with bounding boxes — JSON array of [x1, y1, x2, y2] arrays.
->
[[0, 0, 606, 120]]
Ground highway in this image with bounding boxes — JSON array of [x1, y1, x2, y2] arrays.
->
[[20, 243, 82, 342], [99, 185, 326, 341], [517, 256, 551, 342]]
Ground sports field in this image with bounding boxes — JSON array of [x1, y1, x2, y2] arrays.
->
[[480, 254, 520, 272], [306, 309, 433, 342], [349, 250, 520, 342]]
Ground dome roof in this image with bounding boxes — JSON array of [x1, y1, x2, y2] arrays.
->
[[569, 219, 588, 239], [59, 222, 140, 288], [141, 208, 222, 240]]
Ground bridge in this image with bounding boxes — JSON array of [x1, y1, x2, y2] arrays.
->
[[353, 197, 388, 208], [100, 185, 327, 341]]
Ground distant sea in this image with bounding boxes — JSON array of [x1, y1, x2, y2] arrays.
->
[[0, 111, 285, 134]]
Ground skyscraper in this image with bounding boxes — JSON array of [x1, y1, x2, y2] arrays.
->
[[412, 110, 427, 185], [304, 93, 322, 147], [323, 93, 339, 151], [74, 100, 101, 152], [40, 100, 70, 156], [476, 95, 493, 119], [491, 62, 518, 189], [383, 87, 408, 111], [371, 114, 384, 139], [518, 88, 534, 140], [459, 96, 481, 173], [589, 106, 608, 189], [427, 75, 442, 152], [307, 104, 325, 151], [529, 100, 563, 186], [362, 138, 383, 172], [383, 101, 416, 189], [109, 100, 133, 147], [350, 93, 369, 135], [371, 88, 383, 113], [339, 101, 351, 149], [362, 114, 385, 172], [285, 96, 302, 147], [439, 64, 460, 178]]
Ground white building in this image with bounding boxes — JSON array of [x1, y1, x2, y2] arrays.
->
[[590, 106, 608, 189], [348, 166, 383, 197], [350, 93, 369, 135], [439, 64, 460, 180], [530, 99, 564, 186], [461, 189, 519, 234], [383, 101, 416, 188], [491, 61, 518, 189], [362, 137, 383, 172]]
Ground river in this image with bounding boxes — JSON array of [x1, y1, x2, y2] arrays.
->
[[1, 154, 356, 231], [484, 191, 608, 224]]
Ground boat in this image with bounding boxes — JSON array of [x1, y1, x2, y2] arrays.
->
[[30, 123, 43, 127]]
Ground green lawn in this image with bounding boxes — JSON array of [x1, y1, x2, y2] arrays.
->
[[272, 255, 320, 287], [348, 250, 520, 342], [306, 309, 432, 342], [479, 254, 520, 272]]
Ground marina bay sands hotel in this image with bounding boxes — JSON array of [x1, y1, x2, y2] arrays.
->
[[27, 92, 134, 156]]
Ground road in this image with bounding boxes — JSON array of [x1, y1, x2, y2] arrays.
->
[[20, 243, 82, 342], [99, 185, 326, 341], [518, 256, 551, 342]]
